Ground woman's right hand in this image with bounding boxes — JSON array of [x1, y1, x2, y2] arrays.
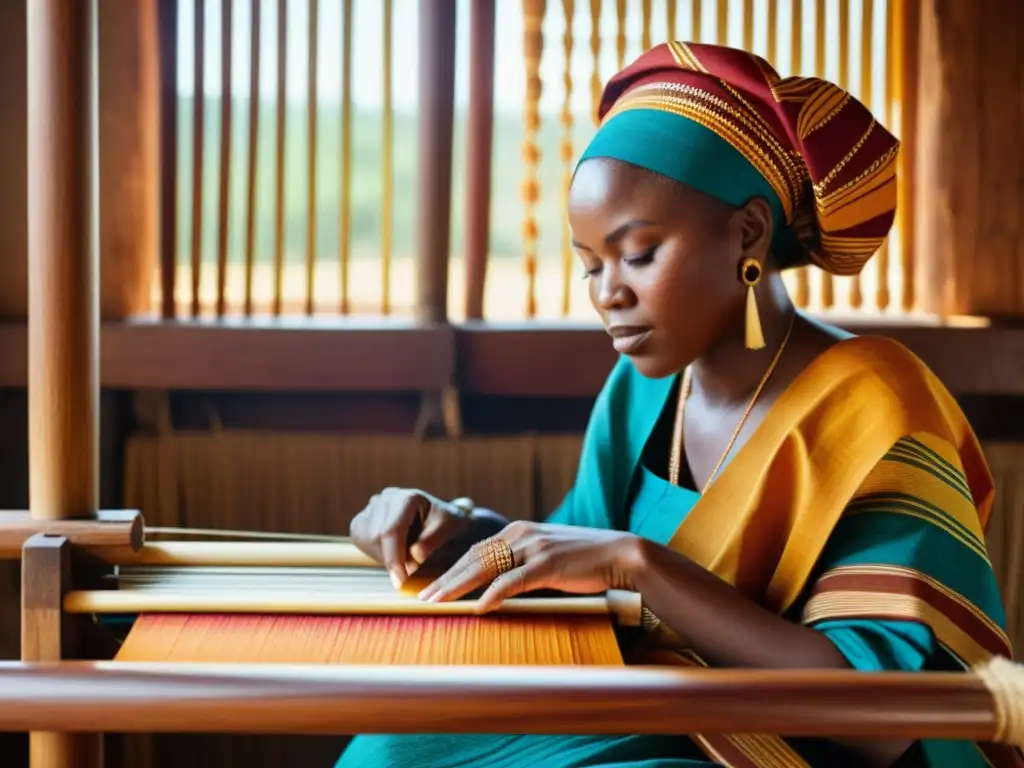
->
[[349, 487, 472, 589]]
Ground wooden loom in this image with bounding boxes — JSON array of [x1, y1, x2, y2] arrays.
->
[[2, 2, 1023, 768]]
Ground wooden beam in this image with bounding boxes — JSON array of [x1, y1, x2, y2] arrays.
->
[[455, 322, 617, 397], [22, 535, 101, 768], [454, 320, 1024, 397], [0, 660, 1014, 744], [415, 0, 457, 324], [0, 320, 455, 391], [0, 511, 143, 561], [2, 320, 1024, 396]]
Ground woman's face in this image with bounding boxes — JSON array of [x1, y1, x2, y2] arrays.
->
[[567, 158, 763, 379]]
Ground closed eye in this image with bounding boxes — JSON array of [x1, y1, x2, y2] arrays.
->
[[624, 245, 657, 267], [581, 246, 657, 279]]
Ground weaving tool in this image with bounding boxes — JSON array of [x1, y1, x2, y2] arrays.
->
[[65, 534, 641, 667]]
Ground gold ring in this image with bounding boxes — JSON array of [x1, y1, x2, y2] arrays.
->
[[475, 537, 515, 578]]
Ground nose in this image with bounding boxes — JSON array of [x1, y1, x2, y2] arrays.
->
[[592, 263, 633, 312]]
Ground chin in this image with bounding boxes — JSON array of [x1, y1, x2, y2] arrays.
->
[[623, 353, 681, 380]]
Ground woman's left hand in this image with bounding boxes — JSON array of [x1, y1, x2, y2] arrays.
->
[[416, 520, 644, 613]]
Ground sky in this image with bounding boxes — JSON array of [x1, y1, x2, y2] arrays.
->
[[175, 0, 893, 118]]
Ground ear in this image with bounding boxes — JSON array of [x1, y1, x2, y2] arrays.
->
[[736, 197, 774, 264]]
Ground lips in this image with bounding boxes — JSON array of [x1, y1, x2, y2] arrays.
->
[[607, 326, 652, 355]]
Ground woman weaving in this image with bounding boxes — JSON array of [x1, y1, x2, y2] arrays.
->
[[339, 43, 1016, 768]]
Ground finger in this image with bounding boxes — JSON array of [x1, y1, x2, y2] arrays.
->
[[419, 542, 498, 603], [379, 496, 427, 588], [416, 546, 478, 601], [408, 504, 457, 566], [348, 498, 381, 557], [476, 562, 544, 614]]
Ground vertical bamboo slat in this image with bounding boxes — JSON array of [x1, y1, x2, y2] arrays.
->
[[339, 0, 353, 314], [837, 0, 861, 310], [243, 0, 261, 316], [894, 0, 917, 312], [589, 0, 601, 125], [215, 0, 233, 317], [522, 0, 545, 319], [26, 0, 103, 763], [814, 0, 833, 309], [878, 0, 896, 312], [692, 0, 702, 40], [641, 0, 651, 51], [717, 0, 728, 45], [463, 0, 496, 320], [190, 0, 206, 316], [862, 0, 887, 311], [305, 0, 318, 316], [766, 0, 778, 64], [743, 0, 754, 51], [561, 0, 575, 317], [790, 0, 810, 308], [381, 0, 394, 315], [415, 0, 457, 324], [615, 0, 626, 69], [272, 0, 287, 315], [158, 0, 179, 319], [666, 0, 676, 41]]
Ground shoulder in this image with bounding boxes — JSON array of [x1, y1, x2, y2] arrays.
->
[[794, 333, 967, 433], [779, 333, 995, 522]]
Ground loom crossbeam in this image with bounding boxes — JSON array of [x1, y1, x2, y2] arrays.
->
[[0, 660, 1016, 744], [0, 510, 143, 559]]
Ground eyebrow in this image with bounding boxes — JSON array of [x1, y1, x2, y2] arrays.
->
[[571, 219, 655, 251]]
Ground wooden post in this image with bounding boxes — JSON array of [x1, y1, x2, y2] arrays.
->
[[22, 536, 101, 767], [26, 0, 103, 765], [158, 0, 179, 319], [21, 536, 71, 668], [913, 0, 1024, 318], [463, 0, 496, 321], [27, 0, 100, 521], [415, 0, 457, 324]]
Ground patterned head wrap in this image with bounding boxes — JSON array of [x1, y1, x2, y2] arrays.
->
[[577, 42, 899, 275]]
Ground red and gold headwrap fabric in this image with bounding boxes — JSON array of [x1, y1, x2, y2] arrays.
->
[[577, 42, 900, 276]]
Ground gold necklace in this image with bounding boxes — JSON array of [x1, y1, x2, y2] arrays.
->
[[668, 311, 796, 492]]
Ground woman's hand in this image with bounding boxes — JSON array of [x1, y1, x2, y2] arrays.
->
[[349, 488, 472, 588], [417, 520, 644, 612]]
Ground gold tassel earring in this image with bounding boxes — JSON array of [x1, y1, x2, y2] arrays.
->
[[739, 257, 765, 350]]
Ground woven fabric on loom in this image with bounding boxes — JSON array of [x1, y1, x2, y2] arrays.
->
[[115, 613, 624, 665]]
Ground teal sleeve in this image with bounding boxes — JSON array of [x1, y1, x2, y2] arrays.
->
[[804, 505, 1007, 673], [544, 487, 577, 525], [804, 507, 955, 673], [815, 619, 935, 672]]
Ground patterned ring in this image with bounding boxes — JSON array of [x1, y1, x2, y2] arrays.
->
[[475, 537, 516, 578]]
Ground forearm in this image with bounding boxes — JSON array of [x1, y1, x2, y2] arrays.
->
[[628, 537, 848, 669], [626, 538, 913, 767]]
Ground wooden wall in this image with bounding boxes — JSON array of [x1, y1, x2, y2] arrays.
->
[[0, 0, 157, 321], [914, 0, 1024, 317]]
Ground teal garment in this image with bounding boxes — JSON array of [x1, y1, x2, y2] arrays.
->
[[337, 357, 1007, 767]]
